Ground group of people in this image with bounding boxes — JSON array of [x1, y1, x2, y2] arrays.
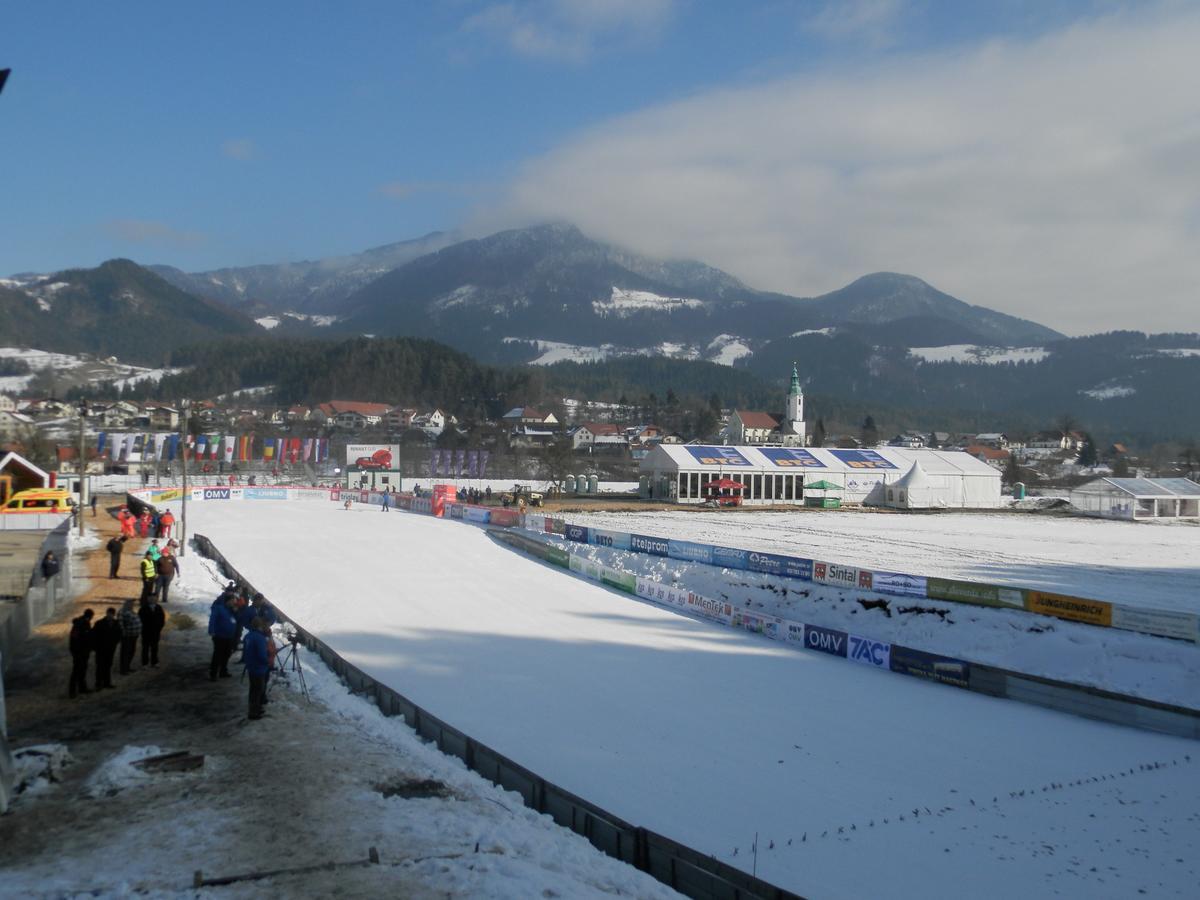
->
[[115, 505, 175, 541], [208, 584, 279, 720], [68, 595, 166, 697]]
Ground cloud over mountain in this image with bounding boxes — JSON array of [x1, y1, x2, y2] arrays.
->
[[481, 5, 1200, 334]]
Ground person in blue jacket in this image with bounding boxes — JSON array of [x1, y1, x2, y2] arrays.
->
[[242, 617, 271, 720], [207, 593, 238, 681]]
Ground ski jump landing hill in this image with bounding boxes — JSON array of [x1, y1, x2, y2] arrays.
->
[[127, 485, 1200, 899]]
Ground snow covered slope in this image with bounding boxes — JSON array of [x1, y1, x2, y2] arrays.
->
[[181, 501, 1200, 900]]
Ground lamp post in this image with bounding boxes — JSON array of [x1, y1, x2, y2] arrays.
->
[[179, 400, 189, 557], [77, 399, 88, 536]]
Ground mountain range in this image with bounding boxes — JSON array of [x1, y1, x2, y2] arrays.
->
[[2, 224, 1197, 443]]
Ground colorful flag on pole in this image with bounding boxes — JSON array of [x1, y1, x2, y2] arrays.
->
[[154, 433, 169, 460], [96, 432, 107, 457], [167, 434, 179, 461], [263, 438, 275, 461], [302, 438, 313, 462], [223, 436, 234, 464]]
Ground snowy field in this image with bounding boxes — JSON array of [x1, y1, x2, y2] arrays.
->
[[178, 500, 1200, 899], [569, 510, 1200, 614]]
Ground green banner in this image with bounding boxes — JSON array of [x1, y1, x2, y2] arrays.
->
[[544, 544, 570, 568], [926, 577, 1024, 609], [601, 567, 637, 594]]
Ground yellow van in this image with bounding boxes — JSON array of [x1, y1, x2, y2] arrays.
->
[[1, 488, 76, 514]]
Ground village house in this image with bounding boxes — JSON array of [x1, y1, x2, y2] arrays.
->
[[0, 394, 16, 413], [385, 406, 417, 431], [312, 401, 392, 430], [0, 409, 35, 441], [502, 406, 559, 428], [572, 422, 629, 452], [728, 410, 779, 445], [145, 405, 180, 430], [965, 444, 1011, 470]]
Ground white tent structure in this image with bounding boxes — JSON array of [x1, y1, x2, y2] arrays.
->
[[639, 445, 1001, 508], [1069, 477, 1200, 521]]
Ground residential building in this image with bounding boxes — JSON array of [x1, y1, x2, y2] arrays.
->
[[964, 444, 1011, 470]]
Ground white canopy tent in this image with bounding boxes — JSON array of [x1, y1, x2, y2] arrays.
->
[[639, 445, 1001, 508], [1069, 477, 1200, 520]]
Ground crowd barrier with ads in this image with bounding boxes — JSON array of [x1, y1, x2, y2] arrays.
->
[[191, 532, 800, 900], [494, 529, 1200, 738]]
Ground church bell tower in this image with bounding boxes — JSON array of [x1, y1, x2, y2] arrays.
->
[[787, 362, 806, 445]]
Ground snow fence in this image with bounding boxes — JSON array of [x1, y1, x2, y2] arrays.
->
[[190, 532, 802, 900]]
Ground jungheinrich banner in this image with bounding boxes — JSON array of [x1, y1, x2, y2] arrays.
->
[[1024, 591, 1113, 627]]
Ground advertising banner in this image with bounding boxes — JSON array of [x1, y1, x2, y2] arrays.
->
[[523, 514, 546, 533], [747, 551, 813, 581], [926, 578, 1024, 609], [813, 561, 873, 591], [1111, 606, 1200, 643], [589, 528, 632, 551], [684, 445, 753, 467], [412, 497, 433, 515], [490, 508, 521, 528], [449, 503, 464, 519], [635, 578, 691, 612], [889, 645, 970, 688], [667, 539, 714, 565], [804, 624, 848, 657], [712, 546, 749, 570], [828, 449, 897, 469], [601, 566, 637, 593], [548, 518, 567, 535], [293, 488, 331, 502], [686, 591, 733, 624], [244, 488, 287, 500], [464, 506, 491, 524], [630, 533, 670, 556], [733, 610, 787, 641], [201, 487, 231, 501], [759, 447, 826, 468], [544, 544, 570, 568], [565, 523, 590, 544], [150, 488, 183, 503], [346, 444, 399, 471], [1024, 591, 1113, 627], [784, 621, 806, 646], [848, 634, 891, 668], [870, 571, 928, 598], [569, 552, 603, 582]]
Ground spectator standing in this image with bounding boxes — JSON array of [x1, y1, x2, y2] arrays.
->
[[118, 598, 141, 674], [67, 609, 94, 698], [92, 607, 121, 689], [139, 551, 158, 602], [243, 617, 270, 720], [159, 509, 174, 539], [381, 488, 390, 512], [155, 550, 178, 603], [90, 493, 98, 517], [148, 540, 162, 562], [119, 507, 136, 539], [150, 511, 162, 539], [208, 593, 238, 681], [139, 597, 166, 667], [138, 509, 151, 538], [41, 550, 60, 582], [106, 535, 126, 579]]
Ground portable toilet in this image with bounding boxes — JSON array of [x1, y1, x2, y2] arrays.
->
[[575, 474, 587, 494], [639, 475, 649, 498], [564, 474, 576, 494], [588, 474, 599, 494], [1014, 482, 1026, 500]]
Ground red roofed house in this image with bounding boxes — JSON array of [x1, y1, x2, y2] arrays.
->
[[729, 410, 780, 445], [572, 422, 627, 451], [312, 401, 393, 430], [965, 444, 1011, 471]]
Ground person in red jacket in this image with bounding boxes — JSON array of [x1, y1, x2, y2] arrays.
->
[[138, 510, 152, 538], [159, 509, 175, 540]]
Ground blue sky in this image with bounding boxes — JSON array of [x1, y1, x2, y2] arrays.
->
[[3, 1, 1197, 332]]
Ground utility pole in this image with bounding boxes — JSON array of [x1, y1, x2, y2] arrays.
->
[[179, 400, 189, 557], [77, 400, 88, 537]]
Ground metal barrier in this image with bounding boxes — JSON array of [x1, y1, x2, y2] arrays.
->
[[192, 533, 802, 900]]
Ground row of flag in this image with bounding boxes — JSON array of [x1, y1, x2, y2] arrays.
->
[[96, 432, 332, 464], [429, 448, 490, 478]]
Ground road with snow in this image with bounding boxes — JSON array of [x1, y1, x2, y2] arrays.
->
[[180, 501, 1200, 899]]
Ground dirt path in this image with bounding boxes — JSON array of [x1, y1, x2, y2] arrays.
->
[[0, 506, 496, 896]]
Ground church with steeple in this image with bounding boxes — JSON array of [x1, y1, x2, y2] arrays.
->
[[783, 361, 807, 446], [724, 363, 809, 446]]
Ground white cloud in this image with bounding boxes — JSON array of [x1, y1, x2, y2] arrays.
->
[[221, 138, 257, 161], [101, 219, 205, 247], [805, 0, 907, 47], [462, 0, 674, 63], [478, 5, 1200, 334]]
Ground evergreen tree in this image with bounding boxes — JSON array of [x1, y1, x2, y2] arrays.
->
[[813, 418, 826, 448], [861, 415, 879, 446], [1077, 434, 1098, 467], [1002, 453, 1021, 486]]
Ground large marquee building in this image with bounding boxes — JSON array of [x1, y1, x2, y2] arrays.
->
[[638, 444, 1002, 508]]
